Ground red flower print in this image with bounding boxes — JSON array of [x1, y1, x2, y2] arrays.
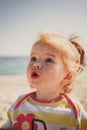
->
[[14, 114, 38, 130]]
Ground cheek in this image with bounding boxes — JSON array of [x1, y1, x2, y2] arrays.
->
[[49, 66, 65, 81], [27, 62, 33, 70], [26, 64, 32, 78], [43, 66, 57, 79]]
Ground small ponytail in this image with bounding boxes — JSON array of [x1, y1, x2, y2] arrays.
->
[[68, 35, 86, 73]]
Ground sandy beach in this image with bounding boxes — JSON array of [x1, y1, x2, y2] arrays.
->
[[0, 74, 87, 127]]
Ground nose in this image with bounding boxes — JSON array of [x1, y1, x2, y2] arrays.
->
[[33, 62, 42, 69]]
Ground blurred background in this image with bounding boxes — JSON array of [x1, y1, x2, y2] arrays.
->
[[0, 0, 87, 127]]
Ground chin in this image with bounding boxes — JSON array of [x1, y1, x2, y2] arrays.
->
[[30, 82, 38, 88]]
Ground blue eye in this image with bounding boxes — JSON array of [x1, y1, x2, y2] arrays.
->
[[45, 58, 54, 63], [30, 57, 37, 62]]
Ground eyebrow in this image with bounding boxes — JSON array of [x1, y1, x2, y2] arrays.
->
[[45, 53, 56, 58], [30, 53, 56, 58]]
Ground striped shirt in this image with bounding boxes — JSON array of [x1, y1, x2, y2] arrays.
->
[[0, 91, 87, 130]]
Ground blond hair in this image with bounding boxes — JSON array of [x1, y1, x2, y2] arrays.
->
[[68, 35, 86, 73], [33, 32, 86, 93]]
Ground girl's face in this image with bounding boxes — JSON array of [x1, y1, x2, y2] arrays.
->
[[27, 44, 67, 93]]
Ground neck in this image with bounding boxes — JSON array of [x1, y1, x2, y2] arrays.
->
[[36, 90, 61, 102]]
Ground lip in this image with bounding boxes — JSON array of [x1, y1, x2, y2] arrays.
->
[[31, 70, 40, 79]]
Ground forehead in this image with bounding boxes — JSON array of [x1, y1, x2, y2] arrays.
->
[[31, 42, 60, 55], [31, 42, 65, 58]]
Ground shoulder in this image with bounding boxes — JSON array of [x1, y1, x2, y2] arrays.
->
[[70, 96, 86, 111], [9, 91, 35, 111], [69, 96, 87, 118]]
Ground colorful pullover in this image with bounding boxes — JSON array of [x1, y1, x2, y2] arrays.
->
[[0, 91, 87, 130]]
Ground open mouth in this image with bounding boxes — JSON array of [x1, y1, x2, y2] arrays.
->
[[31, 71, 40, 79]]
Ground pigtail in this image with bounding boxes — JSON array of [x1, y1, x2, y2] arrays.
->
[[68, 35, 86, 73]]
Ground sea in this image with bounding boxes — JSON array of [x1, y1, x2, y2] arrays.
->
[[0, 56, 29, 75]]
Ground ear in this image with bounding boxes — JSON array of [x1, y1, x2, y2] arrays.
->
[[64, 71, 74, 83]]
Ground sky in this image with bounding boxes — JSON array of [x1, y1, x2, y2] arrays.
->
[[0, 0, 87, 56]]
